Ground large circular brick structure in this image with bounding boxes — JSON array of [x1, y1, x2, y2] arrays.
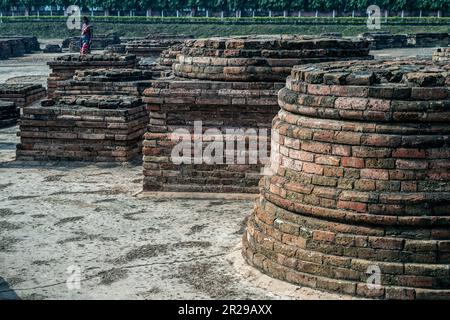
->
[[175, 35, 372, 82], [242, 60, 450, 299], [143, 35, 372, 193], [433, 48, 450, 62]]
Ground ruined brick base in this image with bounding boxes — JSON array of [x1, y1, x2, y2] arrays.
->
[[0, 36, 40, 60], [17, 96, 147, 162], [0, 84, 47, 108], [433, 48, 450, 62], [359, 32, 408, 50], [143, 79, 282, 193], [0, 101, 19, 128], [409, 33, 449, 48], [47, 54, 137, 97], [54, 68, 153, 98], [242, 60, 450, 299]]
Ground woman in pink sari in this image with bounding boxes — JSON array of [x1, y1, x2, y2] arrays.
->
[[80, 17, 93, 55]]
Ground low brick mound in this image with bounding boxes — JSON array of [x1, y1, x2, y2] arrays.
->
[[0, 101, 19, 128], [47, 54, 137, 97], [0, 84, 47, 108], [143, 80, 283, 193], [242, 59, 450, 299], [16, 96, 147, 162], [360, 32, 408, 50], [143, 35, 373, 193], [43, 44, 62, 53], [63, 33, 121, 52], [0, 36, 40, 60], [54, 68, 153, 98], [174, 35, 372, 82], [158, 44, 183, 67], [433, 48, 450, 62], [408, 33, 449, 48], [105, 44, 127, 54], [125, 33, 193, 57]]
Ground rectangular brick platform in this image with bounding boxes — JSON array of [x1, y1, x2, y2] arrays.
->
[[62, 34, 121, 52], [0, 36, 40, 60], [47, 54, 137, 97], [54, 68, 154, 98], [408, 32, 449, 47], [0, 84, 47, 108], [0, 101, 19, 128], [360, 32, 408, 50], [16, 96, 147, 162], [142, 80, 283, 193]]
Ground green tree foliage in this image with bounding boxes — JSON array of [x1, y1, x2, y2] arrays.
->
[[0, 0, 448, 12]]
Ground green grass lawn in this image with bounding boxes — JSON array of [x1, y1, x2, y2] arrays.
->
[[0, 20, 448, 39]]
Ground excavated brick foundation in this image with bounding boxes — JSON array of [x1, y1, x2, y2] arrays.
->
[[0, 84, 47, 108], [433, 48, 450, 62], [242, 60, 450, 299], [54, 68, 154, 98], [143, 35, 372, 193], [125, 33, 192, 58], [0, 101, 19, 128], [47, 54, 137, 97], [0, 36, 40, 60], [16, 96, 147, 162]]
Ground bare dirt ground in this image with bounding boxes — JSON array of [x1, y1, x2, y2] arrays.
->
[[0, 125, 352, 300], [0, 45, 437, 300]]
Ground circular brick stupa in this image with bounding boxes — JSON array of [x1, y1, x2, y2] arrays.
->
[[143, 35, 372, 193], [242, 60, 450, 299], [175, 35, 372, 82]]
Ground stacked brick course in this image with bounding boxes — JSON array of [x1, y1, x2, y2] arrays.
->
[[16, 96, 147, 162], [0, 101, 19, 128], [47, 54, 137, 97], [242, 60, 450, 299], [433, 48, 450, 62], [143, 35, 372, 193], [0, 36, 40, 60], [0, 84, 47, 108], [63, 34, 121, 52], [360, 32, 408, 50], [408, 33, 449, 48], [125, 33, 192, 57], [54, 68, 153, 98], [158, 44, 183, 67]]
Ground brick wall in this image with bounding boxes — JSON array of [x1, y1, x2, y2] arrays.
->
[[142, 35, 373, 193], [242, 59, 450, 299]]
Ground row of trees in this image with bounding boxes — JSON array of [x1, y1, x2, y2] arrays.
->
[[0, 0, 448, 13]]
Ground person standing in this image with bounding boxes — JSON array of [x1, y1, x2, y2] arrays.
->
[[80, 16, 93, 55]]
